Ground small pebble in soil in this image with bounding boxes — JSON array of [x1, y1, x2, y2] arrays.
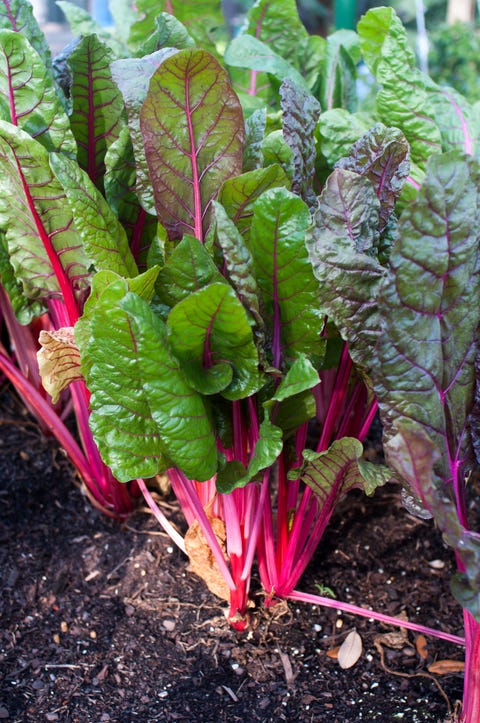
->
[[162, 619, 176, 632], [0, 708, 9, 719]]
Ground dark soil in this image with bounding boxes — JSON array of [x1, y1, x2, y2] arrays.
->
[[0, 390, 466, 722]]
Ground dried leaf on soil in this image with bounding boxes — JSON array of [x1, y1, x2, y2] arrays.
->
[[427, 660, 465, 675], [415, 634, 429, 660], [337, 630, 363, 669]]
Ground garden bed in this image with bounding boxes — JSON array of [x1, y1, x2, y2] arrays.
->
[[0, 391, 464, 722]]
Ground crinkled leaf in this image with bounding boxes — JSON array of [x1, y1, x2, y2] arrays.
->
[[318, 108, 372, 168], [279, 78, 321, 210], [0, 30, 75, 155], [137, 12, 196, 56], [111, 49, 177, 216], [374, 152, 480, 486], [68, 35, 126, 191], [57, 1, 128, 57], [358, 7, 442, 168], [0, 0, 52, 74], [307, 169, 385, 370], [49, 152, 137, 278], [0, 232, 42, 323], [294, 437, 389, 499], [141, 49, 244, 242], [0, 121, 90, 312], [319, 31, 358, 113], [427, 84, 480, 156], [243, 0, 308, 63], [336, 123, 410, 232], [167, 282, 263, 399], [262, 130, 294, 178], [37, 327, 82, 403], [81, 280, 217, 482], [216, 417, 283, 493], [243, 107, 266, 172], [250, 187, 322, 364], [155, 234, 225, 310], [219, 164, 289, 244], [224, 35, 308, 92]]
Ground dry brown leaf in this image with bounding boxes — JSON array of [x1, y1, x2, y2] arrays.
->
[[326, 646, 340, 659], [415, 634, 429, 660], [374, 612, 410, 651], [338, 630, 363, 669], [427, 660, 465, 675], [184, 516, 230, 601]]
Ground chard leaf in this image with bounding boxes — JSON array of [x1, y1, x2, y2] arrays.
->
[[295, 34, 326, 95], [358, 7, 442, 167], [243, 0, 308, 62], [141, 49, 244, 242], [266, 354, 319, 404], [81, 280, 217, 482], [219, 164, 289, 243], [167, 282, 263, 399], [137, 13, 196, 56], [0, 30, 75, 155], [318, 108, 372, 167], [319, 31, 358, 112], [0, 121, 89, 312], [49, 152, 138, 278], [224, 35, 308, 91], [294, 437, 389, 499], [68, 35, 125, 191], [336, 123, 410, 232], [374, 152, 479, 485], [37, 327, 82, 403], [0, 0, 52, 73], [243, 107, 266, 172], [57, 1, 128, 57], [108, 0, 138, 44], [155, 234, 225, 309], [216, 417, 284, 493], [249, 187, 323, 364], [307, 168, 385, 370], [111, 49, 177, 216], [427, 85, 480, 156], [262, 129, 294, 177], [279, 78, 321, 211], [272, 389, 316, 438], [0, 232, 43, 323]]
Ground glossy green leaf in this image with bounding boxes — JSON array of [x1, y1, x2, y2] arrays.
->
[[155, 234, 225, 310], [249, 187, 323, 365], [141, 49, 244, 242], [262, 130, 294, 178], [219, 164, 289, 243], [358, 7, 442, 167], [267, 354, 319, 404], [49, 152, 138, 278], [167, 282, 263, 399], [279, 79, 320, 210], [336, 123, 410, 231], [81, 279, 217, 482], [0, 30, 75, 155], [0, 232, 42, 323], [68, 35, 126, 191], [0, 121, 89, 314], [307, 168, 385, 370], [136, 12, 196, 56], [294, 437, 389, 499], [317, 108, 371, 167], [224, 35, 308, 91], [111, 49, 177, 216]]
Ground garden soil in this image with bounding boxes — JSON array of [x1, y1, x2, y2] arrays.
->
[[0, 390, 466, 722]]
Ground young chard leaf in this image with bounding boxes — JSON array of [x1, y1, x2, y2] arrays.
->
[[137, 12, 196, 56], [319, 31, 358, 112], [318, 108, 372, 168], [141, 49, 244, 243], [79, 279, 217, 482], [167, 281, 263, 399], [224, 35, 308, 92]]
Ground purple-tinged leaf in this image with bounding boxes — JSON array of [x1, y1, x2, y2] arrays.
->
[[141, 49, 244, 242], [249, 187, 323, 366], [49, 152, 138, 278], [279, 78, 321, 211], [307, 168, 385, 371], [0, 121, 90, 320], [0, 0, 52, 73], [79, 278, 217, 482], [336, 123, 410, 231], [111, 49, 177, 216], [374, 152, 479, 485], [218, 164, 289, 244], [37, 327, 82, 403], [68, 35, 125, 191], [243, 107, 266, 172], [0, 30, 76, 155], [427, 84, 479, 156]]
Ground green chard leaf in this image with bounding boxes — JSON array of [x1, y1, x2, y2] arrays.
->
[[111, 49, 177, 216], [249, 187, 323, 364], [49, 152, 138, 278], [427, 84, 480, 156], [279, 78, 321, 211], [318, 30, 358, 113], [136, 12, 196, 56], [374, 152, 480, 488], [0, 0, 52, 73], [224, 35, 308, 92], [140, 49, 244, 243], [68, 35, 126, 191], [307, 168, 385, 371], [358, 7, 442, 168], [317, 108, 372, 168], [167, 281, 263, 399], [108, 0, 138, 44], [243, 0, 308, 62], [0, 30, 75, 155], [56, 1, 128, 57], [79, 279, 217, 482]]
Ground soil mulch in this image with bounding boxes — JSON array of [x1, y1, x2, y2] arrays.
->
[[0, 390, 465, 722]]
